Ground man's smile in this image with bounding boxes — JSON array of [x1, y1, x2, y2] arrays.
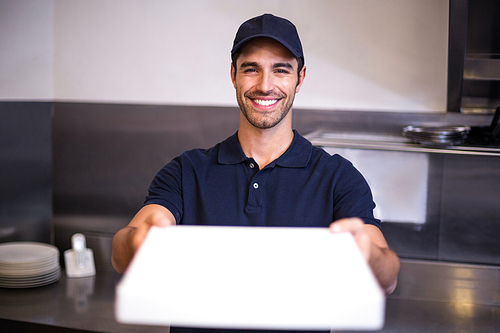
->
[[251, 98, 280, 107]]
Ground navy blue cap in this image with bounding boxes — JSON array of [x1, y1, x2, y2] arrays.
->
[[231, 13, 304, 64]]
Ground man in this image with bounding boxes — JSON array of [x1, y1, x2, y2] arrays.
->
[[112, 13, 399, 298]]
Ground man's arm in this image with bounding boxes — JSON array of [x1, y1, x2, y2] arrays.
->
[[111, 204, 176, 273], [330, 218, 400, 295]]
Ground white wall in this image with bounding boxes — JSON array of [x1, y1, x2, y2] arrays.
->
[[0, 0, 54, 100], [1, 0, 449, 112]]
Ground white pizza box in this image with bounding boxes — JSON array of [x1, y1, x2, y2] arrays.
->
[[115, 225, 385, 330]]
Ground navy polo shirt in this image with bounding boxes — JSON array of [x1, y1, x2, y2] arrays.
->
[[145, 130, 380, 229]]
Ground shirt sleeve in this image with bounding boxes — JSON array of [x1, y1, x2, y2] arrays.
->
[[332, 157, 381, 229], [144, 156, 183, 224]]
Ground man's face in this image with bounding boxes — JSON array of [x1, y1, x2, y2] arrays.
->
[[231, 38, 305, 130]]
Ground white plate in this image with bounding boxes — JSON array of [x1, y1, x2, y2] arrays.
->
[[0, 242, 59, 265], [0, 269, 60, 288], [0, 257, 59, 271], [0, 267, 61, 281], [0, 255, 57, 266]]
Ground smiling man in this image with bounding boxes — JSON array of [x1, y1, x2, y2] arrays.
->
[[112, 13, 400, 331], [232, 37, 302, 130]]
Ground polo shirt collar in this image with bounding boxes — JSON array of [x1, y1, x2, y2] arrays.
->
[[218, 130, 312, 168], [218, 132, 247, 165]]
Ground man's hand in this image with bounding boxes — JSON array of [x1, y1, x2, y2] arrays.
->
[[329, 218, 400, 295], [129, 207, 173, 253], [111, 204, 175, 273]]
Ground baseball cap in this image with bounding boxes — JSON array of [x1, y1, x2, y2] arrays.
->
[[231, 13, 304, 64]]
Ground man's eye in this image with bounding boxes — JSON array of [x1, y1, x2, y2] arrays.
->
[[276, 69, 290, 74], [244, 68, 257, 73]]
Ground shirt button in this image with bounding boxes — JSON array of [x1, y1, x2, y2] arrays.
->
[[253, 183, 259, 189], [249, 162, 255, 169]]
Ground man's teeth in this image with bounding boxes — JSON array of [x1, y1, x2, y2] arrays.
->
[[253, 99, 278, 106]]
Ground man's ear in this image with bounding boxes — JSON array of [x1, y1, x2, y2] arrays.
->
[[230, 63, 237, 88], [295, 66, 306, 93]]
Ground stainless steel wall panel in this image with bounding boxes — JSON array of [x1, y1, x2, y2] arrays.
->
[[52, 103, 240, 219], [439, 154, 500, 264], [0, 102, 52, 244]]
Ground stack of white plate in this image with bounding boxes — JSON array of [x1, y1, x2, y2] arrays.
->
[[403, 125, 470, 146], [0, 242, 61, 288]]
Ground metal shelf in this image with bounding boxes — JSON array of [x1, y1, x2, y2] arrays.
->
[[463, 58, 500, 81]]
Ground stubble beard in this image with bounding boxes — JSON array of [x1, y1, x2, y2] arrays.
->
[[237, 89, 295, 130]]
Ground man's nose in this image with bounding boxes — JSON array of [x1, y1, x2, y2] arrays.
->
[[256, 72, 273, 93]]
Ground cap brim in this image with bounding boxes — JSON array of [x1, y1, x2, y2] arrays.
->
[[231, 34, 303, 61]]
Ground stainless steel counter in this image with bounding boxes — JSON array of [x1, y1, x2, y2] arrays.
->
[[0, 260, 498, 332], [306, 131, 500, 157], [0, 269, 169, 333]]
